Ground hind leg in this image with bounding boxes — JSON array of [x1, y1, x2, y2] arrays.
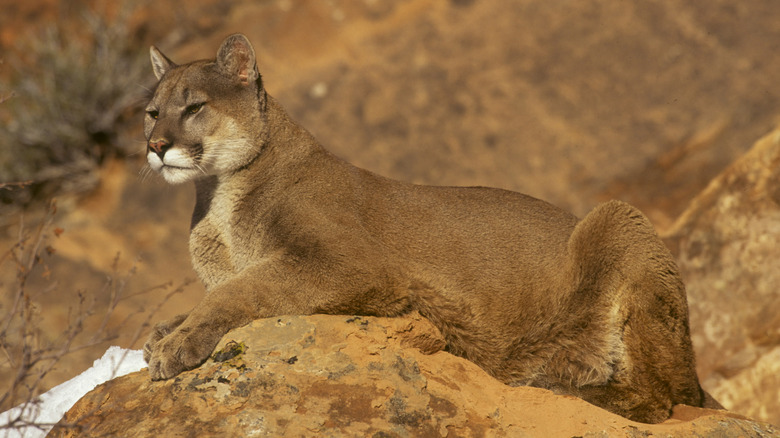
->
[[564, 201, 703, 423], [571, 296, 698, 424], [574, 305, 703, 424]]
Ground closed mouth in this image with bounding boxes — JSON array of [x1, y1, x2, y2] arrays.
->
[[161, 164, 192, 170]]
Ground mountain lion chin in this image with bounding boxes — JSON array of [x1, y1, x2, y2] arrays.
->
[[159, 166, 201, 184]]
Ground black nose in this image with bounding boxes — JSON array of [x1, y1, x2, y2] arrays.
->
[[148, 140, 171, 159]]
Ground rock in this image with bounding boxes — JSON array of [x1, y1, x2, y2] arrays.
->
[[50, 313, 776, 437], [664, 128, 780, 426]]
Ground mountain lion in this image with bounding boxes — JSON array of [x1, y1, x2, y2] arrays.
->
[[143, 33, 714, 423]]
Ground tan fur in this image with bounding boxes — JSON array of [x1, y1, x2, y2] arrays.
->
[[142, 34, 710, 423]]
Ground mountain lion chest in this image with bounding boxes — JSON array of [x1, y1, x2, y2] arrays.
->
[[189, 187, 264, 291]]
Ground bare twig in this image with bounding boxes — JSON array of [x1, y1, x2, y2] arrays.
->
[[0, 202, 188, 433]]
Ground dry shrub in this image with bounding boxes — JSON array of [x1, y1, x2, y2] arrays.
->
[[0, 1, 150, 208]]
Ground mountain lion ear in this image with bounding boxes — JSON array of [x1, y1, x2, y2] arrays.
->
[[150, 46, 176, 80], [216, 33, 259, 86]]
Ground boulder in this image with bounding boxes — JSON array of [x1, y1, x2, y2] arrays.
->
[[50, 313, 775, 437], [664, 128, 780, 426]]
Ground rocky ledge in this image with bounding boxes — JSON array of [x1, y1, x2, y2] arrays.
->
[[49, 313, 775, 437]]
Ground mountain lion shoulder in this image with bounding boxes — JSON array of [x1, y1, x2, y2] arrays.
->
[[142, 33, 716, 423]]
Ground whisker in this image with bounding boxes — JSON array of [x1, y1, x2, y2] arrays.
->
[[138, 166, 154, 183], [138, 166, 149, 183]]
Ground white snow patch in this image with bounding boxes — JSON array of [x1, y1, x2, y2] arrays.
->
[[0, 347, 146, 438]]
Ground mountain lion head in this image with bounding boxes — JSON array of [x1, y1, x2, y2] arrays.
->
[[144, 35, 268, 184]]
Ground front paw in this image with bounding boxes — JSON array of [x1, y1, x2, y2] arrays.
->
[[143, 314, 188, 363], [147, 328, 215, 380]]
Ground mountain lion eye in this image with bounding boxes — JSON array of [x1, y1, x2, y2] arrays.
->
[[186, 103, 204, 115], [147, 110, 159, 119]]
